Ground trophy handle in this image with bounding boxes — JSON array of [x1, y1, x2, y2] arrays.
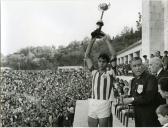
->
[[96, 19, 104, 33], [100, 11, 104, 20]]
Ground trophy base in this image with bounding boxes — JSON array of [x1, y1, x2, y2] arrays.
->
[[96, 20, 104, 26], [91, 29, 105, 39]]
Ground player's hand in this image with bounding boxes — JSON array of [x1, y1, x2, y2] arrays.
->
[[91, 29, 105, 39]]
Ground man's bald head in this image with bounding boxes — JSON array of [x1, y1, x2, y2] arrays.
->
[[150, 57, 163, 66], [149, 57, 163, 74]]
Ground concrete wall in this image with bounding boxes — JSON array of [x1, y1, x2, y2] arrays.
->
[[150, 0, 165, 54], [142, 0, 150, 57], [117, 42, 141, 64], [164, 0, 168, 50], [142, 0, 168, 57]]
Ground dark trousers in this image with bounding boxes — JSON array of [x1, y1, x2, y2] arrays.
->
[[134, 107, 161, 127]]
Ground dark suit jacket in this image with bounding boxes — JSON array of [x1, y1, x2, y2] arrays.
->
[[156, 69, 168, 105], [131, 72, 159, 106], [130, 72, 161, 126], [157, 69, 168, 80]]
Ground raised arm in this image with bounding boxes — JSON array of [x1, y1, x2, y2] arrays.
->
[[103, 35, 116, 60], [84, 38, 96, 70]]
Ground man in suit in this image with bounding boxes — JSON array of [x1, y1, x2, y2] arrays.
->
[[149, 57, 168, 122], [123, 57, 161, 127], [158, 77, 168, 104], [149, 57, 168, 79]]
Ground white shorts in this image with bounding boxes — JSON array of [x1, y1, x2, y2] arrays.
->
[[88, 99, 111, 119]]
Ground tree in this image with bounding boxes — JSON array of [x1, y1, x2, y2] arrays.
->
[[136, 12, 142, 31], [121, 26, 131, 36]]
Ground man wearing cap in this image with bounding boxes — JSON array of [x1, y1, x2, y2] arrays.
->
[[122, 57, 161, 127]]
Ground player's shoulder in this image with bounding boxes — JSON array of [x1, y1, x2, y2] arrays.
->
[[106, 69, 115, 75], [91, 69, 98, 75]]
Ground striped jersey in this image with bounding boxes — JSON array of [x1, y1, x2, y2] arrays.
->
[[91, 69, 115, 100]]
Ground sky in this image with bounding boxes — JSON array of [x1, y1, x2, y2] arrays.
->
[[1, 0, 142, 55]]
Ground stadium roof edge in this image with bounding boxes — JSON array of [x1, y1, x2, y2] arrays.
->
[[117, 40, 142, 55]]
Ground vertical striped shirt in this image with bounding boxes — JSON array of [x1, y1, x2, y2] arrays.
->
[[91, 69, 115, 100]]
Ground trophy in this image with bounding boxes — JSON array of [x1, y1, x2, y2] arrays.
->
[[91, 3, 110, 39]]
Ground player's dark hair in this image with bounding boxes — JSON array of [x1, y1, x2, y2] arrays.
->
[[130, 57, 142, 64], [98, 53, 110, 63], [158, 77, 168, 92]]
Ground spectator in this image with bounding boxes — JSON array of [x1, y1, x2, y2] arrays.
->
[[111, 58, 117, 75], [67, 105, 75, 126], [124, 61, 130, 75], [123, 86, 130, 97], [63, 110, 71, 127], [162, 51, 168, 71], [156, 104, 168, 127], [117, 85, 124, 96], [158, 77, 168, 104], [155, 51, 162, 59], [150, 54, 155, 58], [58, 113, 64, 127]]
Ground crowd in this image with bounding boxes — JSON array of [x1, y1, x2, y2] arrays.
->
[[1, 50, 168, 127], [111, 77, 132, 126], [111, 78, 129, 99], [0, 69, 92, 127], [116, 63, 131, 76]]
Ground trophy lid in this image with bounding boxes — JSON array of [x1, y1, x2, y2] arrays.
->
[[98, 3, 110, 11]]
